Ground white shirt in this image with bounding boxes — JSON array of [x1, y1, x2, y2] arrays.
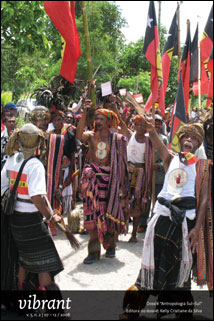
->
[[195, 143, 207, 160], [127, 133, 146, 163], [1, 152, 47, 213], [154, 155, 197, 220]]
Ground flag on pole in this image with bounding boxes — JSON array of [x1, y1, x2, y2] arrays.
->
[[193, 6, 213, 96], [178, 22, 191, 116], [206, 49, 213, 108], [44, 1, 81, 84], [190, 24, 199, 84], [200, 5, 213, 79], [143, 1, 164, 115], [169, 72, 187, 152], [144, 9, 178, 115]]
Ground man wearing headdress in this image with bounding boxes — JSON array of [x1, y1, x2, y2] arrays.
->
[[47, 110, 77, 214], [76, 100, 129, 264], [30, 108, 77, 236], [1, 124, 63, 299], [120, 118, 212, 320], [115, 113, 153, 242]]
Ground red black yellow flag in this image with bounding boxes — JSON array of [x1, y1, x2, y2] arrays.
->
[[145, 9, 178, 115], [193, 6, 213, 96], [179, 24, 191, 117], [206, 49, 213, 108], [179, 152, 199, 165], [200, 5, 213, 80], [44, 1, 81, 84], [143, 1, 164, 115], [169, 72, 187, 152], [190, 24, 198, 84]]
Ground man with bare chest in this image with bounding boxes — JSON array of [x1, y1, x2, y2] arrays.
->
[[76, 100, 129, 264]]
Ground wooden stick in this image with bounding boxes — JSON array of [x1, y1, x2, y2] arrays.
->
[[81, 1, 96, 109], [43, 195, 80, 250], [126, 92, 146, 119], [151, 104, 156, 209]]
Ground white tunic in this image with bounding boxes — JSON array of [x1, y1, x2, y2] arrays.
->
[[127, 133, 146, 163], [154, 155, 197, 219]]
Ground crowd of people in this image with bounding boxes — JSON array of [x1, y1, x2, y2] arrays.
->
[[1, 94, 213, 319]]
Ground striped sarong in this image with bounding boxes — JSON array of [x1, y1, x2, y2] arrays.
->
[[46, 134, 64, 236], [196, 159, 213, 290], [9, 212, 63, 277], [82, 163, 110, 246]]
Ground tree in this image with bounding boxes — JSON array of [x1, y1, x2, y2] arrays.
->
[[1, 1, 52, 54], [1, 1, 54, 100], [118, 72, 151, 101], [1, 1, 127, 102]]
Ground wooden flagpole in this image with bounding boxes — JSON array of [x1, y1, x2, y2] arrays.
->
[[152, 103, 156, 209], [177, 2, 181, 66], [80, 1, 96, 109]]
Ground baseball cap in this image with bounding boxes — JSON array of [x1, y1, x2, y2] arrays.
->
[[4, 102, 18, 110]]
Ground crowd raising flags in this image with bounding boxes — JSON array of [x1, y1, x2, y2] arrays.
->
[[144, 9, 178, 115], [43, 1, 213, 117], [141, 1, 213, 152], [44, 1, 81, 84], [143, 1, 164, 115]]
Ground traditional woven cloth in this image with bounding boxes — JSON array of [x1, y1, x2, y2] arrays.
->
[[9, 212, 63, 277], [82, 132, 129, 247], [1, 212, 18, 290], [46, 133, 64, 235], [133, 115, 144, 123], [140, 197, 196, 291], [95, 109, 120, 129], [82, 163, 110, 247], [128, 136, 153, 213], [195, 159, 213, 290], [177, 123, 204, 147], [105, 132, 129, 233]]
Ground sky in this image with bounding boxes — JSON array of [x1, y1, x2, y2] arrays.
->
[[115, 1, 213, 45]]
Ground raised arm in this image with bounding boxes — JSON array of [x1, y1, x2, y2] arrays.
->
[[108, 95, 132, 141], [76, 100, 92, 143], [145, 115, 172, 168]]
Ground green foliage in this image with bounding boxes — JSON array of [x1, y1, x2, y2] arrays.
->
[[118, 72, 151, 101], [118, 39, 150, 77], [16, 117, 26, 128], [1, 92, 12, 105], [165, 56, 179, 106], [1, 1, 52, 54]]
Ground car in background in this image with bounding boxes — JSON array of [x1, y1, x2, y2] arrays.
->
[[16, 99, 38, 121]]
